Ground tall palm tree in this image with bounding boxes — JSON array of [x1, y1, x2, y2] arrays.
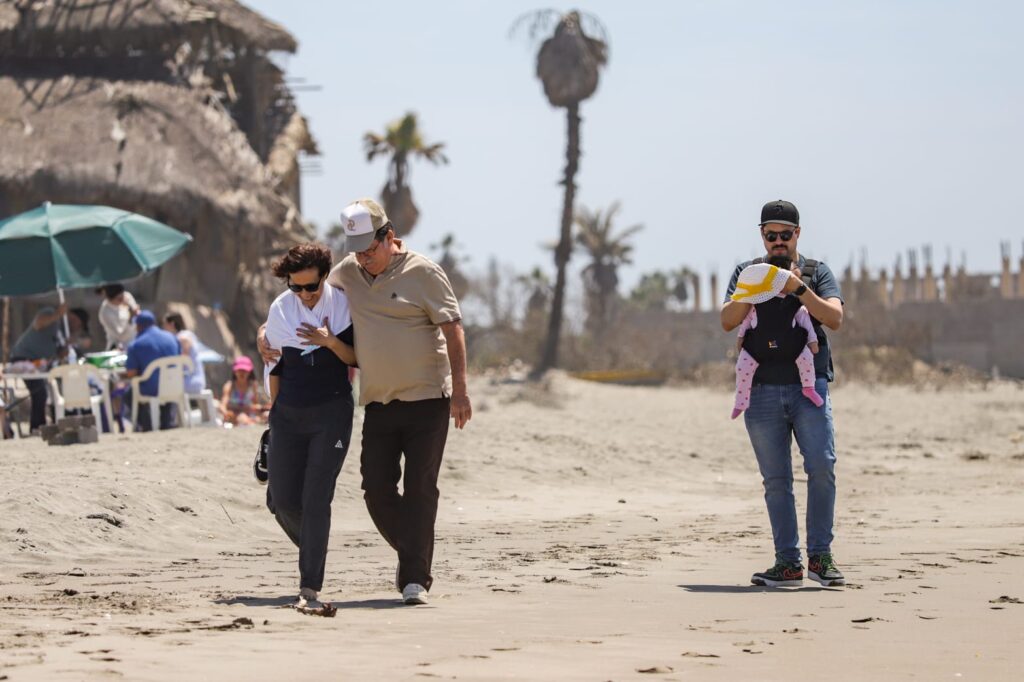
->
[[574, 202, 642, 335], [512, 9, 608, 375], [364, 112, 448, 237]]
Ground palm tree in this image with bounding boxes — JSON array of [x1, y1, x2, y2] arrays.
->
[[670, 266, 698, 309], [512, 9, 609, 375], [430, 233, 469, 301], [574, 202, 642, 335], [629, 271, 672, 311], [363, 112, 448, 237]]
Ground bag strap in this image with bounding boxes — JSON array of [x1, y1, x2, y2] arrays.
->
[[800, 258, 819, 290]]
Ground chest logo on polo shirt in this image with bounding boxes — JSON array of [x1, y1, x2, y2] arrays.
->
[[768, 340, 778, 349]]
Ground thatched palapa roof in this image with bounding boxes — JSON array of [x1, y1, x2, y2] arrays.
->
[[0, 74, 312, 336], [0, 75, 303, 233], [0, 0, 297, 55]]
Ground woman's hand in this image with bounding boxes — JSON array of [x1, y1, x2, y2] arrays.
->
[[296, 318, 336, 348]]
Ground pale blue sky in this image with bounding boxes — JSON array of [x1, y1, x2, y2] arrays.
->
[[248, 0, 1023, 304]]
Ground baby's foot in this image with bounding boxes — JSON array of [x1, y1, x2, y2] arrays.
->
[[802, 387, 824, 407]]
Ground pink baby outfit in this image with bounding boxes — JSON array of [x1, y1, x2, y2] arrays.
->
[[732, 301, 824, 419]]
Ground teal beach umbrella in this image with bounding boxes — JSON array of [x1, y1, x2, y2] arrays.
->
[[0, 202, 192, 297]]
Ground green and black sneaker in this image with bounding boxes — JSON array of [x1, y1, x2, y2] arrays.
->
[[807, 553, 845, 586], [751, 560, 803, 587]]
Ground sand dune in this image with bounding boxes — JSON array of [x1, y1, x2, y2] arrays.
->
[[1, 376, 1022, 681]]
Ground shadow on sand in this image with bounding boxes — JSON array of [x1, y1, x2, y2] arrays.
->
[[677, 584, 842, 594], [214, 595, 411, 610]]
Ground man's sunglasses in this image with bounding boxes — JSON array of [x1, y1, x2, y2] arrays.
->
[[762, 229, 795, 243], [287, 277, 323, 293]]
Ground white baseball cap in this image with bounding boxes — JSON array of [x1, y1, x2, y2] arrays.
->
[[340, 198, 390, 252]]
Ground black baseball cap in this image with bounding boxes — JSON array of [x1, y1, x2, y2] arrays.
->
[[759, 200, 799, 227]]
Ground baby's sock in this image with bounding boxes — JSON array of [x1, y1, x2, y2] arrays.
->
[[801, 386, 824, 407]]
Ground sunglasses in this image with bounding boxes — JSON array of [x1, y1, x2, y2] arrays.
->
[[762, 229, 795, 243], [287, 277, 323, 293], [355, 239, 383, 259]]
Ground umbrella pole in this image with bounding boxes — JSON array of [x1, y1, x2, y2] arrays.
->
[[1, 297, 9, 365], [57, 288, 72, 361]]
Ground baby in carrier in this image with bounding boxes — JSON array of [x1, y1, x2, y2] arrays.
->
[[731, 256, 823, 419]]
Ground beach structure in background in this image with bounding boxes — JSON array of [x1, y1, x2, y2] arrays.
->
[[609, 243, 1024, 379], [0, 0, 317, 355]]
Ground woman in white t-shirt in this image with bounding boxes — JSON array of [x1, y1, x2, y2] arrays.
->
[[162, 312, 208, 394], [98, 284, 139, 350]]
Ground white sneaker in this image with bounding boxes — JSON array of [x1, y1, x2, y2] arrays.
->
[[295, 586, 318, 607], [402, 583, 428, 605]]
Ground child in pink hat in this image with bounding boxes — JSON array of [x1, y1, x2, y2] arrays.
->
[[219, 355, 267, 426]]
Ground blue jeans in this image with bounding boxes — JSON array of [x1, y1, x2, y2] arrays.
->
[[743, 378, 835, 564]]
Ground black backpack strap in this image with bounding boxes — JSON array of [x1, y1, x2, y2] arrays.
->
[[800, 258, 818, 291]]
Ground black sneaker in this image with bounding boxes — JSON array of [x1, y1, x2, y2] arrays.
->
[[751, 560, 803, 587], [807, 553, 845, 586], [253, 429, 270, 485]]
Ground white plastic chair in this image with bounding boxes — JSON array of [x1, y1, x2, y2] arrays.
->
[[131, 356, 194, 430], [187, 388, 220, 427], [48, 364, 113, 429]]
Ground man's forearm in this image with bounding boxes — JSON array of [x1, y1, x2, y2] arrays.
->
[[720, 300, 752, 332], [441, 320, 468, 393], [798, 293, 843, 330]]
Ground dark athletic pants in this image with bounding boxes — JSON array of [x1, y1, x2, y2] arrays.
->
[[267, 397, 353, 592], [10, 358, 47, 431], [361, 397, 450, 592], [23, 378, 47, 431]]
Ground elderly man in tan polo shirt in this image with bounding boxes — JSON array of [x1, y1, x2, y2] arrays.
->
[[259, 198, 471, 606]]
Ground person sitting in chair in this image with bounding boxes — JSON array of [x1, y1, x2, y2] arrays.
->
[[123, 311, 181, 432]]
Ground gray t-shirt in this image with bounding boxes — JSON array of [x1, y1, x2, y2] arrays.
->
[[12, 307, 59, 360]]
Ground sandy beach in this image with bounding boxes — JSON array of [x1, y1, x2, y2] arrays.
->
[[1, 376, 1022, 681]]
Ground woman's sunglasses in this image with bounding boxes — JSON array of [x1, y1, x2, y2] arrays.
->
[[287, 277, 323, 293], [762, 230, 794, 243]]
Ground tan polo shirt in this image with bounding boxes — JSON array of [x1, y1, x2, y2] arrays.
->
[[328, 242, 461, 406]]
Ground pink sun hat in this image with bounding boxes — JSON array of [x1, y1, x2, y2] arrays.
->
[[232, 356, 254, 373]]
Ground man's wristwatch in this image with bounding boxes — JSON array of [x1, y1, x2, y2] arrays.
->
[[793, 284, 808, 297]]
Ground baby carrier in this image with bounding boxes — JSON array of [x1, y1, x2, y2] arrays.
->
[[741, 258, 825, 384]]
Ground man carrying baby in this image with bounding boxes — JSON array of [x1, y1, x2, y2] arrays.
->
[[721, 199, 846, 587]]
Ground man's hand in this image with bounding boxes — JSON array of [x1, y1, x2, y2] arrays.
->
[[256, 324, 280, 363], [450, 392, 472, 430], [781, 270, 804, 294]]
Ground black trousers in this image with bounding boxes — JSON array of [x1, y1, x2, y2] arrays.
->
[[23, 378, 47, 431], [124, 388, 176, 431], [361, 398, 450, 592], [267, 397, 353, 592]]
